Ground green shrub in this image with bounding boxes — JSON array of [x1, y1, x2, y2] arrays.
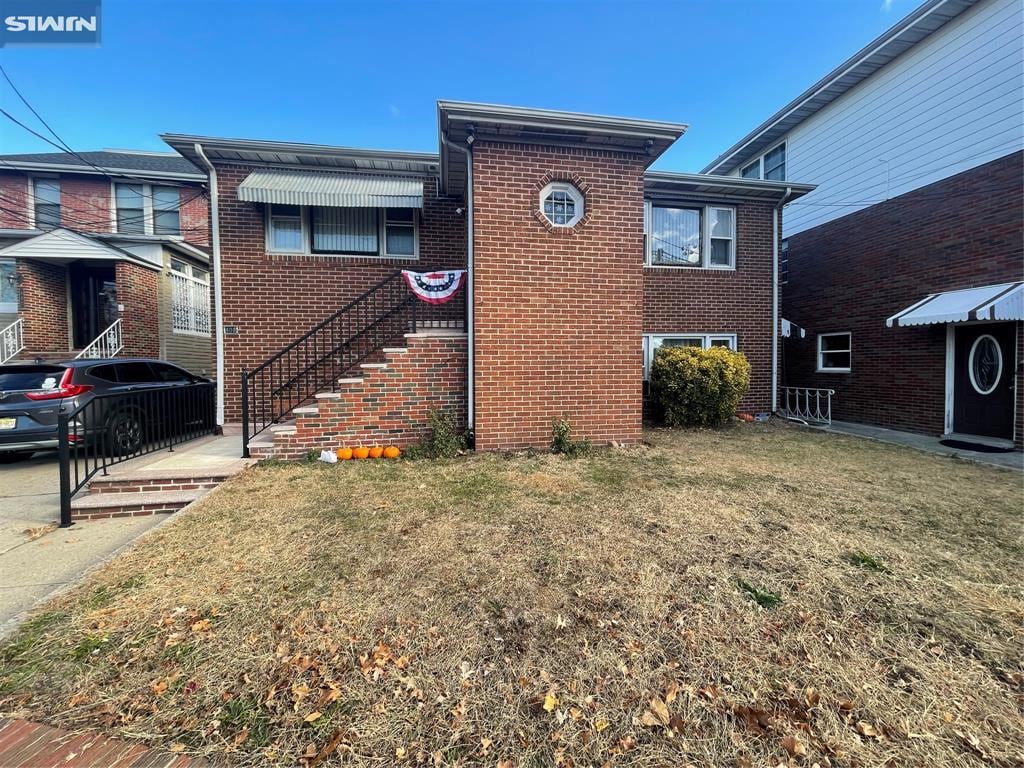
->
[[650, 345, 751, 428], [551, 417, 590, 458], [412, 408, 466, 459]]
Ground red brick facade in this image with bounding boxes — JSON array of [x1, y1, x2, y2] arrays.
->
[[16, 259, 69, 352], [644, 200, 777, 413], [782, 152, 1024, 446], [114, 261, 160, 358], [0, 172, 30, 229], [214, 164, 465, 421], [471, 142, 647, 450], [253, 333, 468, 459]]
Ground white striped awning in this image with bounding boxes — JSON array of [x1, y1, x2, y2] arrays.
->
[[236, 170, 423, 208], [886, 281, 1024, 327]]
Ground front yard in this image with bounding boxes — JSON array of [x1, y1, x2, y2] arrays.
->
[[1, 425, 1021, 766]]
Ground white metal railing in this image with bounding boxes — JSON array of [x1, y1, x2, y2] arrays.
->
[[780, 386, 835, 425], [75, 318, 123, 360], [170, 270, 211, 336], [0, 317, 24, 364]]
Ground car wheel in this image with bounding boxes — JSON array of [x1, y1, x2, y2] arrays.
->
[[0, 451, 34, 464], [107, 411, 144, 457]]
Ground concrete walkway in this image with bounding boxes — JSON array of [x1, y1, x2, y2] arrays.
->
[[0, 434, 251, 635], [815, 420, 1024, 471]]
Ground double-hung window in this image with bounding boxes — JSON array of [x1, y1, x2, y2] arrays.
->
[[643, 334, 737, 378], [645, 203, 735, 269], [115, 183, 182, 235], [33, 179, 61, 229], [817, 332, 851, 372], [268, 205, 418, 258], [169, 258, 211, 336]]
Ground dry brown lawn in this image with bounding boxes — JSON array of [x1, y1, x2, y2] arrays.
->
[[1, 424, 1022, 767]]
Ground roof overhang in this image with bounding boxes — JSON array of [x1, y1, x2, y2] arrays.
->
[[886, 282, 1023, 327], [237, 169, 423, 208], [161, 134, 439, 178], [0, 228, 162, 271], [438, 100, 688, 195], [645, 171, 815, 203], [92, 233, 210, 264], [0, 158, 205, 182], [701, 0, 980, 174]]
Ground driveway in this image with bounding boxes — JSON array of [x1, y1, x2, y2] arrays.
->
[[0, 452, 162, 632]]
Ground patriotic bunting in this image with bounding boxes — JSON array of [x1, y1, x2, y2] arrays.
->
[[402, 270, 466, 305]]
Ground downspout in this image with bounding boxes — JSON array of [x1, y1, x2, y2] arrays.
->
[[193, 143, 225, 427], [772, 186, 794, 415], [440, 131, 475, 432]]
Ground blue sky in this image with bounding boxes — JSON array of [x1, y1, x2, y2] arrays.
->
[[0, 0, 921, 171]]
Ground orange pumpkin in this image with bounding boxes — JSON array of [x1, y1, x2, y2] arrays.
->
[[383, 445, 401, 459], [368, 445, 384, 459], [336, 447, 353, 460], [353, 446, 370, 460]]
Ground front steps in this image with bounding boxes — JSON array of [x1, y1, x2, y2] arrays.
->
[[250, 331, 468, 460], [19, 350, 82, 363]]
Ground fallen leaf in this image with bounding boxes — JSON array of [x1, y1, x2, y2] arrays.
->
[[169, 744, 186, 753], [648, 695, 670, 725], [233, 727, 249, 746], [595, 718, 610, 732], [304, 711, 322, 723], [190, 619, 211, 633], [543, 692, 559, 712], [856, 721, 880, 739], [782, 734, 807, 757]]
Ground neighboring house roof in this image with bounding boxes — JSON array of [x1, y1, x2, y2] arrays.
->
[[0, 228, 162, 271], [644, 171, 815, 202], [0, 150, 205, 181], [700, 0, 981, 174], [438, 100, 688, 194], [161, 134, 438, 177]]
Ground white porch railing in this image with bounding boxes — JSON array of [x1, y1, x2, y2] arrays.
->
[[74, 318, 123, 360], [0, 317, 25, 364], [780, 386, 835, 425]]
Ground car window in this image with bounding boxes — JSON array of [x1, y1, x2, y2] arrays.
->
[[0, 366, 65, 391], [88, 364, 118, 382], [114, 362, 155, 383], [150, 362, 192, 383]]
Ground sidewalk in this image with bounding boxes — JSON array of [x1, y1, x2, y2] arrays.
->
[[0, 434, 252, 635]]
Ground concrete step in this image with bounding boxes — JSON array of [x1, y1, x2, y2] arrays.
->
[[19, 350, 82, 362], [70, 489, 207, 521]]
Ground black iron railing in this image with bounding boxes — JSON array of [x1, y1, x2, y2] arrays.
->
[[58, 382, 216, 527], [240, 271, 465, 457]]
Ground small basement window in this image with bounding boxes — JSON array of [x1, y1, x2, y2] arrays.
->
[[817, 332, 851, 372], [540, 182, 584, 227], [643, 333, 737, 379]]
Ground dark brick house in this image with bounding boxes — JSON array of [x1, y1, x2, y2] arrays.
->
[[0, 151, 212, 374], [163, 101, 813, 455], [703, 0, 1023, 449]]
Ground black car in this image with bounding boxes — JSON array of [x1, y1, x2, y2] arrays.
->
[[0, 358, 212, 462]]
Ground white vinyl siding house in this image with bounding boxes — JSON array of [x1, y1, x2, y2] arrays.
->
[[733, 0, 1023, 238]]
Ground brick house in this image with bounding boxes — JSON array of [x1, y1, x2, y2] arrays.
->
[[703, 0, 1024, 449], [163, 101, 813, 456], [0, 151, 213, 374]]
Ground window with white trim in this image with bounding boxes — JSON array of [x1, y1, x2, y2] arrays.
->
[[267, 205, 419, 258], [169, 258, 211, 336], [33, 178, 60, 230], [738, 142, 786, 181], [115, 182, 182, 235], [817, 332, 851, 372], [644, 203, 735, 268], [643, 333, 737, 379], [540, 182, 584, 227], [0, 259, 17, 312]]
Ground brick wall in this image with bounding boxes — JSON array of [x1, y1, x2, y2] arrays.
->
[[16, 260, 68, 351], [782, 151, 1024, 445], [643, 200, 776, 413], [115, 261, 160, 358], [214, 163, 466, 422], [179, 186, 210, 247], [0, 172, 30, 229], [61, 177, 112, 233], [472, 142, 646, 450]]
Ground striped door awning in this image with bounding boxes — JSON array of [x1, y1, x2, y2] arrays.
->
[[886, 282, 1024, 327], [237, 170, 423, 208]]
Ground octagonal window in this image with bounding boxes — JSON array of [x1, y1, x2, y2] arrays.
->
[[540, 182, 584, 227]]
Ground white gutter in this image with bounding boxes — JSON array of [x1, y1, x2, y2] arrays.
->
[[772, 186, 794, 415], [193, 143, 226, 427], [439, 132, 475, 431]]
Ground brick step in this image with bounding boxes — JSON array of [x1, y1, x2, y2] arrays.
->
[[18, 350, 83, 362], [70, 489, 208, 521], [87, 468, 239, 495]]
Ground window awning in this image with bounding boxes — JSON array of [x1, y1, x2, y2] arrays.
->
[[886, 282, 1024, 327], [236, 170, 423, 208]]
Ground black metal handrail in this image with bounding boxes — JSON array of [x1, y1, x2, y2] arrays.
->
[[240, 271, 465, 457], [58, 382, 216, 527]]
